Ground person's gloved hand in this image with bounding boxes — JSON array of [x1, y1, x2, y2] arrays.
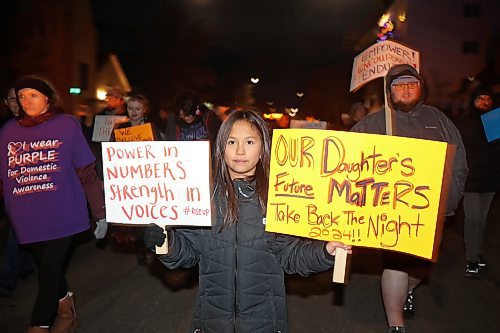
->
[[94, 218, 108, 239], [144, 224, 166, 250]]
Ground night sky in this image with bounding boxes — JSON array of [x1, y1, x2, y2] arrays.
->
[[90, 0, 390, 117]]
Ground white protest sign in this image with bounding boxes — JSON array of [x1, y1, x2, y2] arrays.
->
[[102, 141, 212, 226], [350, 40, 420, 92], [92, 115, 128, 142], [290, 119, 327, 129]]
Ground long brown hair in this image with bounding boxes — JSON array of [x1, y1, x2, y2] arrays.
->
[[213, 110, 271, 228]]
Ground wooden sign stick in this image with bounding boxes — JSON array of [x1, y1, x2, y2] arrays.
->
[[384, 76, 393, 136], [155, 225, 169, 255], [332, 248, 349, 284]]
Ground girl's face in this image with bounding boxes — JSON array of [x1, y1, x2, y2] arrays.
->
[[127, 100, 146, 122], [179, 110, 195, 124], [17, 88, 49, 117], [224, 120, 262, 180]]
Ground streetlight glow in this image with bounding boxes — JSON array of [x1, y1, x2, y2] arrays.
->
[[96, 89, 107, 100]]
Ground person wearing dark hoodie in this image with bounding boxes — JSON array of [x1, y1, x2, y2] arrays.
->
[[0, 88, 35, 298], [109, 94, 161, 264], [351, 64, 468, 333], [0, 75, 108, 333], [169, 91, 222, 151], [457, 85, 499, 278]]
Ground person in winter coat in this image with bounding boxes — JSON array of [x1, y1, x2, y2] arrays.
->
[[0, 88, 35, 298], [97, 86, 127, 116], [160, 92, 223, 286], [90, 86, 128, 181], [0, 76, 108, 333], [145, 109, 351, 333], [110, 94, 161, 264], [351, 64, 468, 333], [457, 85, 499, 277], [111, 94, 162, 141], [168, 91, 221, 148]]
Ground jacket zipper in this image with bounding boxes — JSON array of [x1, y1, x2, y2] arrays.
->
[[233, 221, 238, 332]]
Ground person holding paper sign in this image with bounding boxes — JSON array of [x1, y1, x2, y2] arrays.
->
[[111, 94, 162, 141], [351, 64, 467, 333], [90, 86, 128, 181], [0, 76, 107, 333], [98, 86, 127, 116], [145, 110, 351, 333], [457, 85, 499, 278], [110, 94, 160, 264], [170, 91, 221, 150]]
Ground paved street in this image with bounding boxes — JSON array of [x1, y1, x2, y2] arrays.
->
[[1, 195, 499, 333]]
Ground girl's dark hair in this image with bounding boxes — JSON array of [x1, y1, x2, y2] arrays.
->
[[213, 109, 271, 228], [175, 91, 202, 117], [127, 94, 150, 115]]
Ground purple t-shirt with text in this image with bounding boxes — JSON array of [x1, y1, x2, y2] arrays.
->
[[0, 114, 95, 244]]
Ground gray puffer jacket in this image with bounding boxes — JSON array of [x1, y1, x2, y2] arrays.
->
[[159, 178, 335, 333]]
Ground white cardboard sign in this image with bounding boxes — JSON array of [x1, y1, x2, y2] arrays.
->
[[102, 141, 212, 226], [350, 40, 420, 92], [92, 115, 128, 142], [290, 119, 327, 129]]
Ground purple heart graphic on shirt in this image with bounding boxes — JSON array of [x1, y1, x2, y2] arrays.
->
[[8, 142, 24, 155]]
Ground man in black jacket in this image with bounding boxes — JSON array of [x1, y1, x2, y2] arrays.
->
[[351, 64, 468, 333], [98, 86, 127, 116], [457, 85, 499, 278], [0, 88, 35, 298]]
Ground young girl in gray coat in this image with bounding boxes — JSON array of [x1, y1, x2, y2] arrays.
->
[[145, 110, 350, 333]]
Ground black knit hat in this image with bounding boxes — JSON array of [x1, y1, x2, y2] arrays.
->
[[14, 77, 54, 99], [471, 85, 493, 100]]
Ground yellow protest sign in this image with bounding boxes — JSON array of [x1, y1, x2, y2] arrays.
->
[[265, 129, 450, 260], [114, 123, 154, 142]]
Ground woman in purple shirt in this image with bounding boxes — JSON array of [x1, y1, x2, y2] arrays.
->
[[0, 76, 107, 333]]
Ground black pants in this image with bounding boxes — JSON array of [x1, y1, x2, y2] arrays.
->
[[29, 235, 73, 326], [464, 192, 495, 262]]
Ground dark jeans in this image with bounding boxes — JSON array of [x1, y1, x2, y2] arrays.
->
[[463, 192, 494, 262], [29, 235, 73, 326], [0, 227, 35, 290]]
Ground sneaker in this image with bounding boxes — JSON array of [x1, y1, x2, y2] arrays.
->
[[403, 290, 415, 315], [465, 261, 480, 278], [477, 255, 487, 269], [388, 326, 406, 333]]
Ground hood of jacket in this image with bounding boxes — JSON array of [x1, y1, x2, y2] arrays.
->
[[385, 64, 425, 113], [468, 84, 493, 112]]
